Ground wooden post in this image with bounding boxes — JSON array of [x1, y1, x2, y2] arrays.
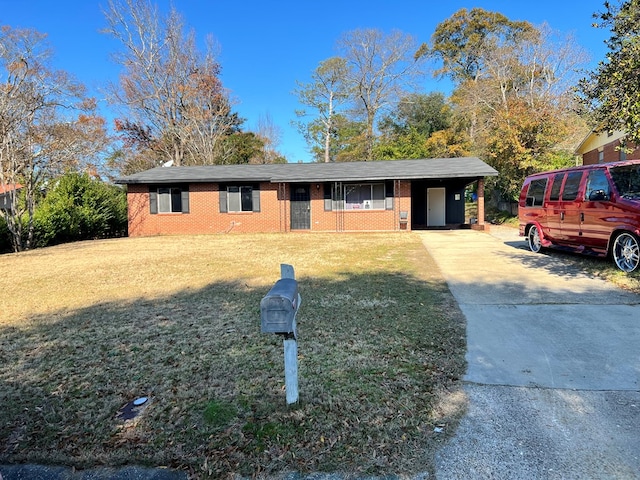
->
[[283, 337, 298, 405], [280, 264, 299, 405]]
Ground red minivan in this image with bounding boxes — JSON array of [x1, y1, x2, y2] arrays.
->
[[518, 160, 640, 272]]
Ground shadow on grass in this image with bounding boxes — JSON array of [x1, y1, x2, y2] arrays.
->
[[0, 269, 467, 478]]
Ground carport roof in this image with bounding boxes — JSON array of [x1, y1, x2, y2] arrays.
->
[[115, 157, 498, 185]]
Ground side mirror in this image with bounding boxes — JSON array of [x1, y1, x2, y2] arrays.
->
[[589, 189, 609, 201]]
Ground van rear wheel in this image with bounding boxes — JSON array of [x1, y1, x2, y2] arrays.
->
[[527, 225, 543, 253], [612, 232, 640, 273]]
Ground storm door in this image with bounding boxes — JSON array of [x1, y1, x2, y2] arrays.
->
[[290, 184, 311, 230]]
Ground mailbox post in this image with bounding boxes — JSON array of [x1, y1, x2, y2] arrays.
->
[[260, 264, 301, 405]]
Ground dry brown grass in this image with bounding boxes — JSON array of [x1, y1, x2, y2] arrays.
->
[[0, 233, 467, 478]]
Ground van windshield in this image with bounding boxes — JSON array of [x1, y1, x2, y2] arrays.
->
[[609, 164, 640, 199]]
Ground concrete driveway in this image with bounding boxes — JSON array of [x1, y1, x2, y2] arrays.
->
[[420, 227, 640, 479]]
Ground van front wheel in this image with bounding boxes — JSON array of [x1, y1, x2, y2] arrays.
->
[[527, 225, 543, 253], [612, 232, 640, 273]]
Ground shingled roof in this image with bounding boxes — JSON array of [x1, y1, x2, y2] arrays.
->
[[116, 157, 498, 185]]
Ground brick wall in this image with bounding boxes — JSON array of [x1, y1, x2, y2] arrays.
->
[[127, 180, 413, 237], [582, 139, 640, 165]]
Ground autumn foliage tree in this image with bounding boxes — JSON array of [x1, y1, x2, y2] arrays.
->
[[425, 8, 589, 201], [0, 25, 108, 251], [103, 0, 247, 172]]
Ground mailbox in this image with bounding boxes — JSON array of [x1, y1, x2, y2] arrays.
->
[[260, 278, 299, 335]]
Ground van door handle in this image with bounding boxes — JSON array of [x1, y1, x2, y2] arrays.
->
[[560, 212, 565, 221], [580, 213, 584, 222]]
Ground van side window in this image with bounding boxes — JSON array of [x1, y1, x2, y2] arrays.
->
[[610, 164, 640, 199], [549, 173, 564, 201], [585, 170, 611, 201], [561, 172, 583, 201], [525, 178, 547, 207]]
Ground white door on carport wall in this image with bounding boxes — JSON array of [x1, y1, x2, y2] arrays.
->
[[427, 187, 446, 227]]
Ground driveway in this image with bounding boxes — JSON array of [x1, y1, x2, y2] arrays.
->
[[420, 227, 640, 479]]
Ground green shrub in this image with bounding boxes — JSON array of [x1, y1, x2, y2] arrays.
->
[[34, 172, 127, 247]]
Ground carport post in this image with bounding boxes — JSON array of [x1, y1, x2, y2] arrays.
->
[[477, 178, 486, 226]]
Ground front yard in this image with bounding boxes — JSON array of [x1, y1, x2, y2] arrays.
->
[[0, 233, 467, 478]]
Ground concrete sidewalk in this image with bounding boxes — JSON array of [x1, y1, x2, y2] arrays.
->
[[421, 227, 640, 479]]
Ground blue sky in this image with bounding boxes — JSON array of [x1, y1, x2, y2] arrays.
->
[[1, 0, 611, 163]]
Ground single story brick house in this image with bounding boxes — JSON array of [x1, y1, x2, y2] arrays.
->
[[116, 157, 498, 236]]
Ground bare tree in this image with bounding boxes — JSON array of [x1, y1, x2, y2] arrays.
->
[[0, 25, 106, 251], [294, 57, 351, 162], [102, 0, 240, 168], [337, 29, 425, 160], [251, 112, 284, 164]]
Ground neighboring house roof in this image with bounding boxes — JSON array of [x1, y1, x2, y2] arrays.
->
[[116, 157, 498, 185], [575, 130, 625, 155], [0, 183, 23, 194]]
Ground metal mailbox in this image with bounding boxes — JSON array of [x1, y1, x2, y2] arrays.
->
[[260, 278, 299, 335]]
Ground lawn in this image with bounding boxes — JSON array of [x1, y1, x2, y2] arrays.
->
[[0, 233, 467, 478]]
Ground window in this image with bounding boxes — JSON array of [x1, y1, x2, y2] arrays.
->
[[585, 169, 611, 201], [228, 186, 252, 212], [219, 184, 260, 213], [149, 185, 189, 214], [324, 181, 394, 211], [345, 183, 386, 210], [548, 173, 564, 201], [561, 172, 583, 201], [610, 164, 640, 199], [525, 179, 547, 207]]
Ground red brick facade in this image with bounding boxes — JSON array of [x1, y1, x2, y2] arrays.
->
[[127, 181, 413, 237], [580, 136, 640, 166]]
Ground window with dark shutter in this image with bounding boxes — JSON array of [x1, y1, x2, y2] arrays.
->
[[224, 184, 256, 212], [150, 185, 189, 213]]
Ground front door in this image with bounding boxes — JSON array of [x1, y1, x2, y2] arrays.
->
[[427, 188, 446, 227], [291, 184, 311, 230]]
